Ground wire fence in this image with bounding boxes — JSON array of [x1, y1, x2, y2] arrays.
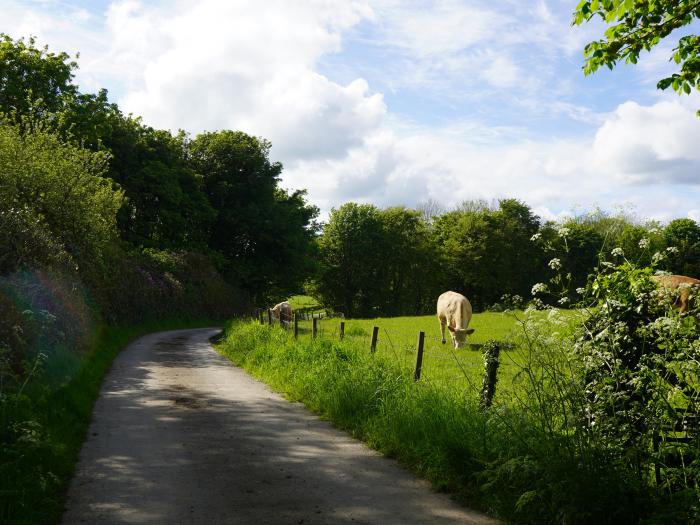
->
[[252, 306, 507, 405]]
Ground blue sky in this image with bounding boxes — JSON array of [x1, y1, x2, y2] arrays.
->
[[3, 0, 700, 222]]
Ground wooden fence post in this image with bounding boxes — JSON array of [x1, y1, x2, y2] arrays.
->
[[312, 317, 318, 339], [259, 309, 264, 325], [370, 326, 379, 353], [267, 309, 273, 326], [480, 341, 501, 409], [339, 321, 345, 340], [413, 331, 425, 381], [294, 313, 299, 339]]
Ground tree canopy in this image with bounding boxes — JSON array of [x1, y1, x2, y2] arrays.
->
[[573, 0, 700, 111], [0, 34, 78, 130], [0, 34, 319, 308]]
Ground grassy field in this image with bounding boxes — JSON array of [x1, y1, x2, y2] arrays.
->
[[290, 309, 582, 402], [287, 294, 322, 310]]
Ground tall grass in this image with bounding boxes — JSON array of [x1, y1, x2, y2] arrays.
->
[[218, 320, 652, 524], [0, 318, 222, 525]]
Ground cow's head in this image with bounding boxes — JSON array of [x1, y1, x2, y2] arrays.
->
[[448, 326, 475, 348]]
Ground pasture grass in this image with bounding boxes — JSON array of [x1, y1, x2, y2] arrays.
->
[[0, 318, 223, 525], [218, 316, 646, 525], [287, 294, 321, 310], [294, 310, 583, 401]]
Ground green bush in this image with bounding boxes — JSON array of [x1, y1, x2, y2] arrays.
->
[[0, 123, 123, 267], [577, 262, 700, 518]]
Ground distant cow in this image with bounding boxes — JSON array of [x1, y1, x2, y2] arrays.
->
[[651, 274, 700, 313], [271, 301, 293, 323], [437, 291, 475, 349]]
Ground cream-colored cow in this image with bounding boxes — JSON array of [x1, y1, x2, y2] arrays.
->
[[271, 301, 293, 322], [651, 274, 700, 313], [437, 291, 475, 349]]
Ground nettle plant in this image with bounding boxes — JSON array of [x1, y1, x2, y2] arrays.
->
[[578, 251, 700, 497]]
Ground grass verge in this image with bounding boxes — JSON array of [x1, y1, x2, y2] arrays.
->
[[0, 318, 222, 525], [217, 320, 654, 525]]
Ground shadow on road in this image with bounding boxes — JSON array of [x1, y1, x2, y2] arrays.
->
[[62, 328, 497, 525]]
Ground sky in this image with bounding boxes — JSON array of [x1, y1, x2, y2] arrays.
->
[[2, 0, 700, 223]]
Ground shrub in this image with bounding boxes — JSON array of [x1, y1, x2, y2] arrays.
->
[[0, 123, 124, 267], [577, 262, 700, 514]]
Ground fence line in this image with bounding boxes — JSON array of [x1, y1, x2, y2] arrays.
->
[[252, 307, 509, 400]]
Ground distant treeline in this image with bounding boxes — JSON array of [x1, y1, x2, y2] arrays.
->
[[313, 201, 700, 317]]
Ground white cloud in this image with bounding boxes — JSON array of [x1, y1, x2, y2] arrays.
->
[[284, 97, 700, 223], [373, 0, 505, 57], [592, 99, 700, 184], [91, 0, 382, 162], [3, 0, 700, 225], [481, 53, 520, 88]]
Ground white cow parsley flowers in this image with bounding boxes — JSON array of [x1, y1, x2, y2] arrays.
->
[[638, 238, 650, 249], [548, 258, 562, 270], [611, 247, 624, 257], [556, 226, 570, 237], [530, 233, 541, 242], [652, 251, 665, 264], [531, 282, 549, 295]]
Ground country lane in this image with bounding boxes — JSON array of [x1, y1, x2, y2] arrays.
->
[[62, 328, 500, 525]]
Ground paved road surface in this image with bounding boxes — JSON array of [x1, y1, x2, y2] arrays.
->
[[62, 328, 499, 524]]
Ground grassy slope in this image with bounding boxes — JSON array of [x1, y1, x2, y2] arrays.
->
[[1, 318, 222, 525]]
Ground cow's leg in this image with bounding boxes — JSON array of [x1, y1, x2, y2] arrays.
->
[[679, 288, 689, 314], [439, 319, 446, 344]]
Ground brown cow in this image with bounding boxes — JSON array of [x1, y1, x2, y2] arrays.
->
[[651, 274, 700, 313], [271, 301, 293, 323], [437, 291, 475, 349]]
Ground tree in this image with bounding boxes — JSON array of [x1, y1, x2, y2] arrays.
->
[[433, 199, 543, 309], [0, 124, 124, 270], [188, 130, 318, 300], [103, 120, 216, 250], [315, 203, 386, 317], [664, 217, 700, 276], [0, 35, 216, 250], [0, 34, 77, 129], [535, 221, 605, 304], [490, 199, 543, 299], [377, 207, 442, 315], [573, 0, 700, 112]]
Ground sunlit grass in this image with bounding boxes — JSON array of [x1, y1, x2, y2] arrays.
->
[[287, 294, 321, 310], [292, 309, 583, 401], [216, 314, 635, 524]]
